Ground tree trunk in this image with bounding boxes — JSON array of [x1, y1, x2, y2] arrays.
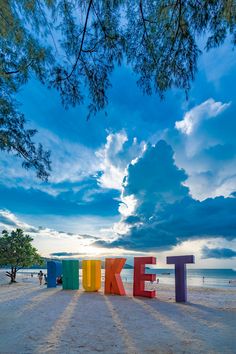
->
[[10, 266, 17, 283]]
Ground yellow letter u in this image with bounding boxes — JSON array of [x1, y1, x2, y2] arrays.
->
[[82, 260, 101, 292]]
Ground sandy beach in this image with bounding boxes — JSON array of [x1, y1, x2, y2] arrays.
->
[[0, 279, 235, 354]]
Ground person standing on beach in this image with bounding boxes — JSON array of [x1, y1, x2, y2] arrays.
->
[[38, 270, 43, 285]]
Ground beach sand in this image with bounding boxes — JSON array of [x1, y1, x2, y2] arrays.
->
[[0, 279, 235, 354]]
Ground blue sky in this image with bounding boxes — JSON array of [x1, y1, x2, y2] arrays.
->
[[0, 40, 236, 267]]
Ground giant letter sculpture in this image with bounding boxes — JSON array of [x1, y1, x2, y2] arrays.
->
[[105, 258, 126, 295], [62, 260, 79, 290], [47, 261, 62, 288], [166, 255, 195, 302], [82, 260, 101, 292], [133, 257, 156, 298]]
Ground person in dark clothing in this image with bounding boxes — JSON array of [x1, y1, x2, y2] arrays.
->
[[38, 270, 43, 285]]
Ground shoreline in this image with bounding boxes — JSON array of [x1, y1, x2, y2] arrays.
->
[[1, 274, 236, 291], [1, 268, 236, 290]]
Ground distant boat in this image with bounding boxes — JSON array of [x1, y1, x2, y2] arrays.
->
[[161, 272, 171, 275]]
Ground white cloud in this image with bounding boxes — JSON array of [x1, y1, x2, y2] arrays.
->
[[118, 194, 137, 217], [0, 129, 145, 199], [167, 98, 235, 200], [0, 209, 120, 257], [0, 210, 38, 232], [0, 128, 99, 195], [41, 129, 99, 185], [156, 238, 236, 268], [175, 98, 231, 136], [96, 131, 145, 190]]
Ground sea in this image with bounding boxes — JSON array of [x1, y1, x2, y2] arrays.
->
[[0, 268, 236, 288]]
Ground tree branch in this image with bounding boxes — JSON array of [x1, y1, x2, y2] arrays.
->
[[64, 0, 93, 80], [169, 0, 182, 56], [139, 0, 149, 40], [139, 0, 157, 65], [36, 0, 59, 54], [3, 60, 34, 75], [91, 2, 117, 41]]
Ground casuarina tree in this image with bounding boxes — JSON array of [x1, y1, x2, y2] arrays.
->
[[1, 1, 235, 177], [0, 228, 43, 283]]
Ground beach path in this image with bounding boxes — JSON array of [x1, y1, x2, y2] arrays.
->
[[0, 281, 235, 353]]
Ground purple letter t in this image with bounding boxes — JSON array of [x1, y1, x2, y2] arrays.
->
[[166, 255, 195, 302]]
